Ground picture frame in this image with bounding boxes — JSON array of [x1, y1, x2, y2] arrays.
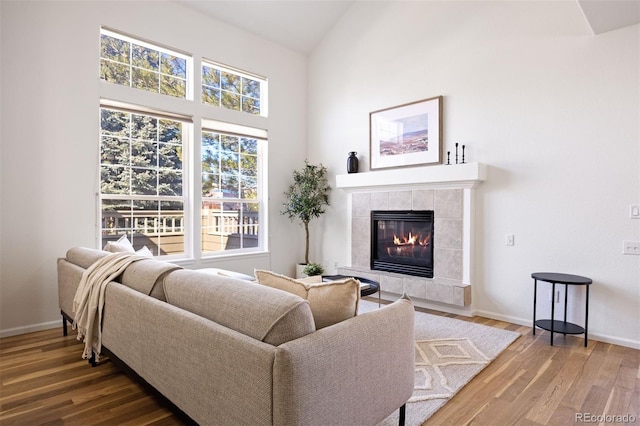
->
[[369, 96, 443, 170]]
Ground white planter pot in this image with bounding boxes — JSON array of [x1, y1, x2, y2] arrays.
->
[[296, 263, 307, 279]]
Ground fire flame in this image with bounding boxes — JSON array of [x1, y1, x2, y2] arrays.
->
[[393, 232, 430, 246]]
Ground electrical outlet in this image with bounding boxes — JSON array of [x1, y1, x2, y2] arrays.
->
[[630, 204, 640, 219], [548, 290, 560, 302], [505, 234, 515, 246], [623, 241, 640, 255]]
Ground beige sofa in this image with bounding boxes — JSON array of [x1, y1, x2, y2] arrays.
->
[[57, 247, 415, 426]]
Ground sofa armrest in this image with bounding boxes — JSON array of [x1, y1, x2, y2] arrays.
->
[[57, 258, 85, 321], [272, 296, 415, 426]]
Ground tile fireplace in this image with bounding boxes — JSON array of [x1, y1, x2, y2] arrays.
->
[[335, 162, 486, 308]]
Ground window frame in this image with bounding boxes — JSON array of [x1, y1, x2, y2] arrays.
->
[[199, 121, 268, 257], [201, 59, 268, 117], [97, 28, 269, 261], [98, 103, 193, 259], [100, 27, 194, 101]]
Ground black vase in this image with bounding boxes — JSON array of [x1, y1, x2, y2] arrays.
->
[[347, 152, 359, 174]]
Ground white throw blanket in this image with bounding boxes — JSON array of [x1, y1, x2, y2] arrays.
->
[[72, 252, 146, 361]]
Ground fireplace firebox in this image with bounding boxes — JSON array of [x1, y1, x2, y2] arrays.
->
[[371, 210, 434, 278]]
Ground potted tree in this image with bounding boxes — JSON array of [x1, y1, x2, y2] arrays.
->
[[281, 160, 331, 277]]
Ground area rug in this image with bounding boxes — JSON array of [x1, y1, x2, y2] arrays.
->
[[358, 300, 521, 426]]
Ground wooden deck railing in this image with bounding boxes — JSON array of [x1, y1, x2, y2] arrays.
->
[[102, 209, 259, 254]]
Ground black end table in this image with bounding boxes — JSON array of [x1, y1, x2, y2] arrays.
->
[[323, 275, 381, 305], [532, 272, 592, 347]]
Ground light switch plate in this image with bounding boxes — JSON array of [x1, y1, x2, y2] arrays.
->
[[506, 234, 515, 246], [623, 241, 640, 255]]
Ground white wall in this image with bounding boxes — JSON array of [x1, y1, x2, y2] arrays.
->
[[308, 2, 640, 347], [0, 1, 307, 336]]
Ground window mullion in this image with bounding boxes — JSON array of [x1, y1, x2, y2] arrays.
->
[[190, 123, 201, 261]]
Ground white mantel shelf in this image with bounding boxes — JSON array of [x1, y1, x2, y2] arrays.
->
[[336, 162, 486, 191]]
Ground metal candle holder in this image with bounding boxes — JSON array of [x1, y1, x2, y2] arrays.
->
[[448, 143, 467, 165]]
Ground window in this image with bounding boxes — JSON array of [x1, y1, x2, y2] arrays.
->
[[202, 62, 266, 116], [100, 106, 188, 256], [100, 28, 190, 99], [201, 127, 264, 254], [98, 29, 268, 259]]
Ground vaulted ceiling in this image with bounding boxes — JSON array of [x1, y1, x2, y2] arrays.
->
[[177, 0, 639, 55], [176, 0, 353, 54]]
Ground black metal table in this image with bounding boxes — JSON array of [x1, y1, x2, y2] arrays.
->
[[532, 272, 592, 347], [323, 275, 381, 304]]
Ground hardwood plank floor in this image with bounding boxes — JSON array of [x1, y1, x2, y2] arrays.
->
[[1, 307, 638, 425]]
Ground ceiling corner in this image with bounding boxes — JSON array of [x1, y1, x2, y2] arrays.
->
[[577, 0, 640, 35]]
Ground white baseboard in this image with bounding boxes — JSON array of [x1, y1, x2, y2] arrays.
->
[[0, 320, 61, 339], [474, 309, 640, 350], [381, 292, 640, 350], [410, 298, 476, 317]]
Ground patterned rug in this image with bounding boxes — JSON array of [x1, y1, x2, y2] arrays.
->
[[358, 300, 521, 425]]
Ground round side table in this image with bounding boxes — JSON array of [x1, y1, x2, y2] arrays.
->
[[532, 272, 592, 347]]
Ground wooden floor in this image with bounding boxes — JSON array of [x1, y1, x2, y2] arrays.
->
[[1, 306, 638, 425]]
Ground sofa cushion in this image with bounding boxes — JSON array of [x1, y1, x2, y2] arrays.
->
[[254, 270, 360, 329], [163, 270, 316, 346], [119, 258, 181, 301]]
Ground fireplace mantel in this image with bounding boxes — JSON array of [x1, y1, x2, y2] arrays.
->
[[336, 162, 486, 191], [336, 162, 486, 310]]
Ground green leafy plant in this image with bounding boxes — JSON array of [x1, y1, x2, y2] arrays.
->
[[281, 160, 331, 265], [302, 263, 324, 277]]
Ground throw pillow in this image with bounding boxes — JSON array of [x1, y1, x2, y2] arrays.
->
[[298, 275, 323, 284], [254, 270, 308, 299], [136, 246, 154, 257], [254, 270, 360, 329], [104, 234, 135, 253]]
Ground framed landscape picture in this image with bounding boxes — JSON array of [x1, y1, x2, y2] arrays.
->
[[369, 96, 443, 170]]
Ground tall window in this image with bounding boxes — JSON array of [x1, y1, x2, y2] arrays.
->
[[98, 28, 268, 259], [100, 107, 188, 256], [201, 128, 264, 254]]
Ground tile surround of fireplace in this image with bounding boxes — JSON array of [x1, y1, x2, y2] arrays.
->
[[335, 163, 486, 307]]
